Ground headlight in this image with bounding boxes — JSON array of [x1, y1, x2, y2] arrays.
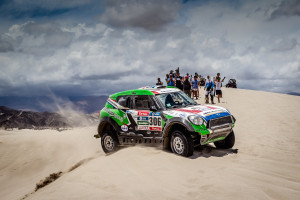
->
[[188, 115, 204, 126]]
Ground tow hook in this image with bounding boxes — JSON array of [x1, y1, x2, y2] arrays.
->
[[94, 134, 100, 139]]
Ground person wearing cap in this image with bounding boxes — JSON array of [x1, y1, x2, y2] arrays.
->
[[204, 75, 215, 104], [156, 78, 163, 86], [169, 70, 175, 77], [167, 74, 175, 86], [183, 76, 191, 97]]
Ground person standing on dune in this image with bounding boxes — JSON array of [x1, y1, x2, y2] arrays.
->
[[204, 75, 214, 104], [183, 76, 191, 97], [175, 70, 183, 90], [167, 74, 175, 86], [215, 76, 226, 103], [191, 76, 199, 99]]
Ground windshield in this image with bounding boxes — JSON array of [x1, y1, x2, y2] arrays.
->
[[156, 91, 198, 109]]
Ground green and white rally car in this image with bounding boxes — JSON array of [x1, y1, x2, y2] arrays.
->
[[97, 86, 236, 157]]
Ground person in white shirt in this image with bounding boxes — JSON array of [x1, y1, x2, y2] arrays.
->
[[215, 76, 226, 103]]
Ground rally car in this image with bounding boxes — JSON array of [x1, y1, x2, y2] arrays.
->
[[96, 86, 236, 157]]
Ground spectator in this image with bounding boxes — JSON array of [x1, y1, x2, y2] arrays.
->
[[196, 74, 201, 97], [169, 70, 174, 77], [216, 73, 224, 97], [191, 76, 199, 99], [215, 76, 226, 103], [189, 74, 193, 82], [165, 74, 169, 85], [156, 78, 163, 86], [204, 75, 214, 104], [213, 76, 216, 96], [175, 71, 183, 90], [183, 76, 191, 97], [167, 74, 175, 86]]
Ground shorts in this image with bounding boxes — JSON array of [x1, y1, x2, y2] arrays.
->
[[216, 90, 222, 95], [192, 88, 198, 91]]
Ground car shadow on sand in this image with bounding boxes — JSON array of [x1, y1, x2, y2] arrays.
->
[[190, 145, 238, 159]]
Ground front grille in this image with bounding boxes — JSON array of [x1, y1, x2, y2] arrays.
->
[[209, 116, 232, 128]]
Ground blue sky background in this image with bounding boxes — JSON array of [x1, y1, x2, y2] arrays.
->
[[0, 0, 300, 97]]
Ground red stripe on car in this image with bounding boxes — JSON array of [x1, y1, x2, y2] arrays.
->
[[175, 109, 203, 114]]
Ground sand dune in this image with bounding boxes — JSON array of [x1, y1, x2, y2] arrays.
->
[[0, 88, 299, 200]]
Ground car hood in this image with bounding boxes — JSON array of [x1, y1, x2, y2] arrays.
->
[[163, 104, 230, 121]]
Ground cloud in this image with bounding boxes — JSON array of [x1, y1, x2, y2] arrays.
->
[[271, 38, 298, 52], [99, 0, 181, 31], [3, 21, 74, 55], [0, 0, 94, 18], [270, 0, 300, 19], [0, 0, 300, 98], [0, 37, 14, 52]]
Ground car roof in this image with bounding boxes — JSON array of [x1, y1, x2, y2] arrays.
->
[[140, 86, 181, 94], [109, 86, 181, 99]]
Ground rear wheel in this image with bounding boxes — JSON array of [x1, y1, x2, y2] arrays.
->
[[214, 131, 235, 149], [170, 130, 194, 157], [101, 132, 118, 153]]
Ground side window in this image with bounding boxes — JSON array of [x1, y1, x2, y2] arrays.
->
[[116, 96, 130, 108], [133, 95, 154, 110]]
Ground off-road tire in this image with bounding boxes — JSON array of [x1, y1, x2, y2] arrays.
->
[[170, 130, 194, 157], [101, 132, 119, 153], [214, 130, 235, 149]]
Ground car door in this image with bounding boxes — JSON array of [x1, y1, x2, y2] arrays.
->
[[128, 95, 163, 137]]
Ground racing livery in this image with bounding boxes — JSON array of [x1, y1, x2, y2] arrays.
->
[[97, 86, 236, 157]]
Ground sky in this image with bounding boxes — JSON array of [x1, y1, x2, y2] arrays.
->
[[0, 0, 300, 97]]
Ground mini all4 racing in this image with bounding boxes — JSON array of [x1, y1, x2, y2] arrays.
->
[[96, 86, 236, 157]]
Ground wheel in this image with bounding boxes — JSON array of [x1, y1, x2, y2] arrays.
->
[[101, 132, 119, 153], [170, 130, 194, 157], [214, 131, 235, 149]]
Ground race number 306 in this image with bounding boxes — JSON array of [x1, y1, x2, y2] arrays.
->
[[149, 117, 161, 126]]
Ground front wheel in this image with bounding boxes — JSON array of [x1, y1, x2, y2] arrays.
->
[[214, 131, 235, 149], [101, 133, 119, 153], [170, 130, 194, 157]]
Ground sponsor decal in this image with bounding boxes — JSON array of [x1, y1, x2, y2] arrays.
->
[[121, 125, 128, 132], [138, 111, 150, 116], [103, 107, 125, 122], [137, 116, 149, 120], [150, 127, 162, 131], [179, 113, 186, 118], [149, 112, 160, 116], [138, 126, 149, 130], [138, 121, 149, 125]]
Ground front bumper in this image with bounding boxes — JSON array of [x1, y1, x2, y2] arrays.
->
[[200, 123, 232, 145]]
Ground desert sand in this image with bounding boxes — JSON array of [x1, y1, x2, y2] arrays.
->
[[0, 88, 300, 200]]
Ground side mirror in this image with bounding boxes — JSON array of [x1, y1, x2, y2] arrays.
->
[[150, 106, 158, 112]]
